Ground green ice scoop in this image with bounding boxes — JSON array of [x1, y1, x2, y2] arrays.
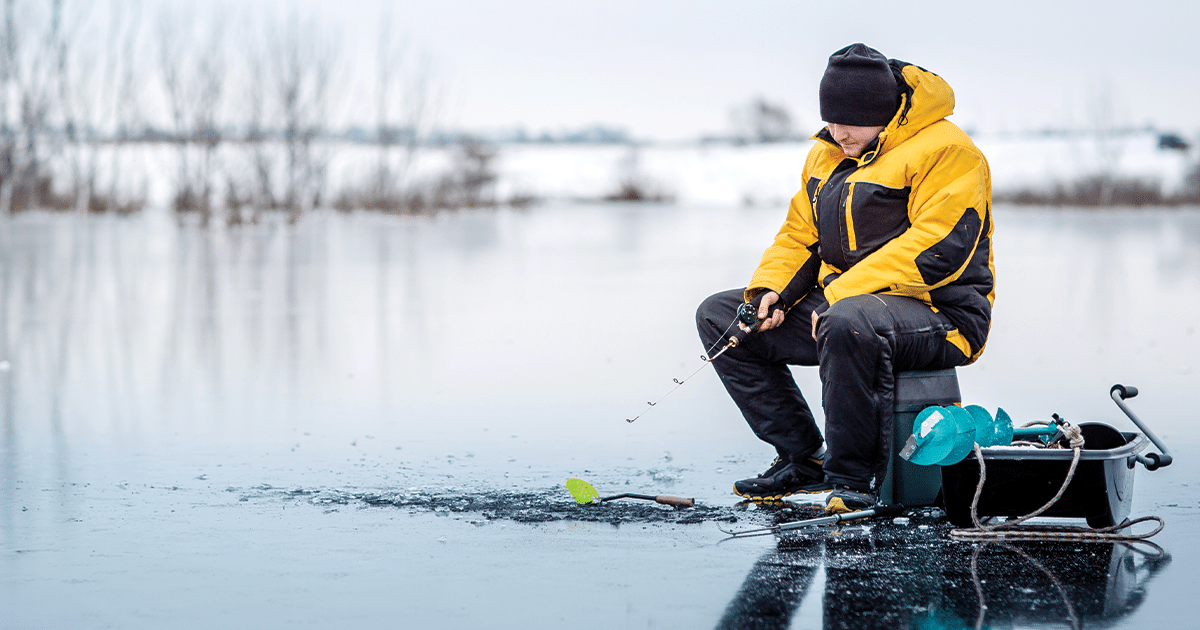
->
[[565, 478, 694, 507]]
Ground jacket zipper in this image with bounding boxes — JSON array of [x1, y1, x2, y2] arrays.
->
[[844, 182, 857, 251], [811, 181, 825, 228]]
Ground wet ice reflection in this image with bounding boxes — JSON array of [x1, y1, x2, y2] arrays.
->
[[3, 207, 1197, 455], [716, 526, 1170, 630]]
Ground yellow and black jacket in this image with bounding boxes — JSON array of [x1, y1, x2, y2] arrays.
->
[[748, 61, 994, 362]]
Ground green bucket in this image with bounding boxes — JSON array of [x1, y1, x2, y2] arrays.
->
[[881, 370, 961, 507]]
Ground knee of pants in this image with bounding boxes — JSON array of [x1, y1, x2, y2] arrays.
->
[[818, 295, 891, 354], [696, 290, 740, 339]]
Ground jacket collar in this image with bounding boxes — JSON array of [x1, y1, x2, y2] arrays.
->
[[812, 61, 956, 167]]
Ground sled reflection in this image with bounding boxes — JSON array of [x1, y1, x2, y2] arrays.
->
[[715, 526, 1169, 630]]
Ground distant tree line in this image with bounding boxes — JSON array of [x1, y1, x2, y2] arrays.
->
[[0, 0, 504, 224], [3, 2, 1196, 218]]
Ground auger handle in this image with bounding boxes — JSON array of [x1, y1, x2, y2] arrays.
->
[[1111, 384, 1173, 470]]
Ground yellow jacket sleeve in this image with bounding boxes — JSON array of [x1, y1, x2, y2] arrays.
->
[[746, 181, 821, 305]]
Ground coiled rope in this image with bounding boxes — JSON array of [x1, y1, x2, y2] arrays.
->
[[948, 422, 1165, 544]]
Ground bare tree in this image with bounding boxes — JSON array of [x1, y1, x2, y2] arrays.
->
[[55, 0, 117, 214], [373, 11, 406, 199], [158, 5, 228, 224], [333, 9, 441, 213], [0, 0, 70, 213], [0, 1, 451, 219], [452, 138, 496, 208], [1088, 88, 1126, 205], [107, 0, 146, 212], [44, 0, 146, 214], [269, 11, 338, 221], [395, 51, 438, 200], [227, 9, 342, 222], [0, 0, 12, 213], [730, 97, 795, 144], [239, 13, 271, 224]]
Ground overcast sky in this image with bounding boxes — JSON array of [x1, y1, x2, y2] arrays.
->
[[186, 0, 1200, 140]]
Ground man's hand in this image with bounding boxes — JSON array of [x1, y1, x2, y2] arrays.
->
[[755, 291, 786, 332], [811, 310, 819, 340]]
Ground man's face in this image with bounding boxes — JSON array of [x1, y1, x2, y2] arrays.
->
[[827, 123, 886, 158]]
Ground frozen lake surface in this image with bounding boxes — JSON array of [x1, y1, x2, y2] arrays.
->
[[2, 203, 1198, 628]]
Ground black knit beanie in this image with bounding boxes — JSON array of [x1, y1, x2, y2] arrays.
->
[[819, 43, 899, 126]]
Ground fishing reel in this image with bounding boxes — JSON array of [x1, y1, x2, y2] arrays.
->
[[736, 301, 760, 328], [727, 298, 785, 348]]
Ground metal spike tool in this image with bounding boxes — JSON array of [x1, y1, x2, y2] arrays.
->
[[717, 504, 906, 539]]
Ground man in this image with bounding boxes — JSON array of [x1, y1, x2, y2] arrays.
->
[[696, 43, 994, 514]]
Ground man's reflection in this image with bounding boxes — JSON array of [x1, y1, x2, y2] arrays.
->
[[715, 524, 1168, 630], [714, 539, 824, 629]]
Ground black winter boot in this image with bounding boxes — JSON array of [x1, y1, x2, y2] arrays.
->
[[733, 449, 830, 501], [824, 486, 878, 514]]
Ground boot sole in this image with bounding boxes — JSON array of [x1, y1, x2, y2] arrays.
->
[[731, 456, 828, 502], [732, 483, 831, 503], [824, 495, 876, 514]]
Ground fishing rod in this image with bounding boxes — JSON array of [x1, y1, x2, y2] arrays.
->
[[711, 301, 767, 359], [626, 299, 782, 423]]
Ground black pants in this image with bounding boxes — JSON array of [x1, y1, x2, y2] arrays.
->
[[696, 288, 969, 491]]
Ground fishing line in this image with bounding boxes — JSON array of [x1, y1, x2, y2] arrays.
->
[[625, 310, 747, 423]]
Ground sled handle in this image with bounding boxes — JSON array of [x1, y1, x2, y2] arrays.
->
[[1111, 384, 1173, 470]]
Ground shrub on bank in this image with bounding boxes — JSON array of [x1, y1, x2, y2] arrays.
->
[[997, 166, 1200, 207]]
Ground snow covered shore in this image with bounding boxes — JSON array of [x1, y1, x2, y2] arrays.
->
[[37, 130, 1200, 214], [492, 130, 1198, 208]]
